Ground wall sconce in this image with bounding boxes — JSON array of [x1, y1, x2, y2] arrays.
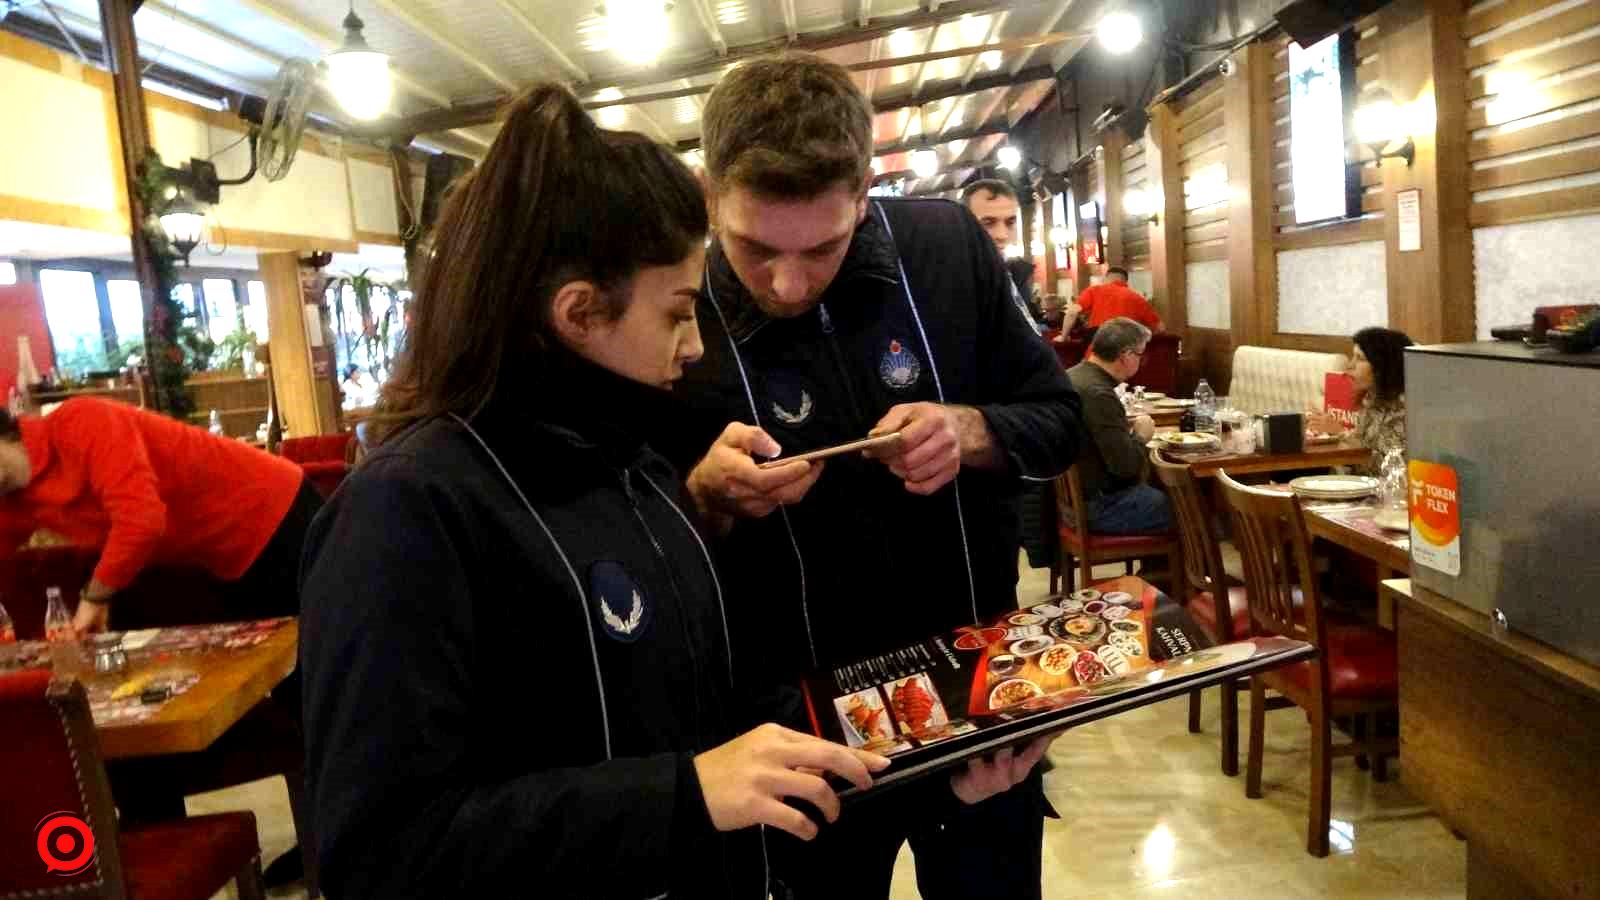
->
[[1124, 187, 1160, 225], [1354, 87, 1415, 167]]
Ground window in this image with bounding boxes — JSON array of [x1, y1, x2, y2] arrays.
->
[[171, 282, 198, 321], [38, 269, 107, 376], [245, 280, 270, 341], [202, 278, 239, 343], [1288, 32, 1360, 225], [106, 280, 144, 343]]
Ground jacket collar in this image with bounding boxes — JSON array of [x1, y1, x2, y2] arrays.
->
[[706, 201, 903, 344]]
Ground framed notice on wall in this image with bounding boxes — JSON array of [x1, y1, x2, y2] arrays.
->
[[1398, 190, 1422, 251]]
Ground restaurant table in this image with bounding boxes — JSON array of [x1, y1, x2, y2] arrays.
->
[[1126, 401, 1186, 428], [1, 619, 298, 759], [1157, 435, 1371, 478], [1393, 579, 1600, 899], [1302, 501, 1412, 629]]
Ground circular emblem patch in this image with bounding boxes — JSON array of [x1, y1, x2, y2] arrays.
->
[[589, 561, 651, 643], [879, 339, 922, 391]]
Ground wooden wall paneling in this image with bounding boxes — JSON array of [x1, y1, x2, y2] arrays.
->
[[1185, 219, 1230, 244], [1469, 182, 1600, 225], [1041, 187, 1058, 290], [1469, 107, 1600, 160], [1467, 35, 1600, 100], [1102, 129, 1128, 269], [1461, 0, 1558, 36], [1176, 81, 1225, 129], [1272, 333, 1352, 354], [1184, 327, 1234, 394], [1467, 70, 1600, 130], [1181, 124, 1228, 161], [1465, 2, 1600, 69], [1380, 0, 1475, 344], [1186, 202, 1230, 228], [1145, 102, 1187, 334], [1188, 241, 1229, 262], [1276, 216, 1387, 251], [1225, 42, 1279, 349], [1181, 143, 1230, 176], [1470, 146, 1600, 191]]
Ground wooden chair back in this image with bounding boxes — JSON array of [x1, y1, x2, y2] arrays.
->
[[1054, 465, 1091, 540], [1217, 470, 1326, 650], [1149, 450, 1233, 638]]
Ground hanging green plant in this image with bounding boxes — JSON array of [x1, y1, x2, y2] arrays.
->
[[132, 149, 198, 420]]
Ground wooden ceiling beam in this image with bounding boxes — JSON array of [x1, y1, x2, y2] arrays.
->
[[688, 0, 730, 56]]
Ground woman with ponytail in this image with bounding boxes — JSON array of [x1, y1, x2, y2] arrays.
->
[[299, 85, 885, 899]]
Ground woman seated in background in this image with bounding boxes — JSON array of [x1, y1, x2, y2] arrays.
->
[[1306, 326, 1414, 473], [298, 84, 886, 899]]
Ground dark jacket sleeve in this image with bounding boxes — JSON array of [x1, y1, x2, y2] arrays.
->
[[299, 455, 718, 899], [958, 212, 1084, 481], [1079, 379, 1147, 481]]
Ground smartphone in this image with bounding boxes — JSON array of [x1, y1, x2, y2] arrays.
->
[[757, 432, 903, 469]]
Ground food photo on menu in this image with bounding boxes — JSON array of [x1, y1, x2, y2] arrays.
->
[[801, 577, 1315, 798]]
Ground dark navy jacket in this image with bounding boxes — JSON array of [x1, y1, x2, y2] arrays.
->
[[300, 358, 765, 899], [671, 198, 1084, 689]]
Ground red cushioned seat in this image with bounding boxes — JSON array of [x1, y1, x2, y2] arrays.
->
[[1278, 624, 1399, 701], [1058, 523, 1176, 551], [299, 460, 350, 498], [121, 813, 261, 900], [1188, 586, 1253, 641]]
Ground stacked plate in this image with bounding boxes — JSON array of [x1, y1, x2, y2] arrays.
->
[[1153, 398, 1195, 409], [1288, 475, 1378, 500], [1156, 431, 1220, 452]]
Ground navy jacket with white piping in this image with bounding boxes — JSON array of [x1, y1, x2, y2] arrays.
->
[[670, 197, 1085, 690], [299, 353, 765, 899]]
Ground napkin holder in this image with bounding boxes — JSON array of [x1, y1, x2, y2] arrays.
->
[[1261, 412, 1304, 454]]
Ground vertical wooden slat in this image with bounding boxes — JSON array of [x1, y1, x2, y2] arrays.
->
[[1147, 103, 1188, 335], [1380, 0, 1475, 343], [1068, 164, 1092, 296], [1102, 128, 1128, 270], [1225, 43, 1279, 348], [260, 253, 335, 438], [1041, 188, 1058, 292]]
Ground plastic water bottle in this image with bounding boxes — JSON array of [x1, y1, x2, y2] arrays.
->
[[208, 409, 225, 437], [44, 587, 80, 673], [1193, 378, 1217, 435]]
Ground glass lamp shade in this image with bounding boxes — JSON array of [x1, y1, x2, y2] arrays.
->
[[911, 149, 940, 179], [159, 205, 206, 263], [326, 48, 393, 120], [997, 145, 1022, 170], [1097, 13, 1142, 54], [1355, 91, 1405, 151]]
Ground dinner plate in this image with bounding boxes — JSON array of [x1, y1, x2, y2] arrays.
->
[[1141, 392, 1167, 400], [1289, 475, 1377, 499], [1154, 398, 1195, 409], [1303, 432, 1342, 445]]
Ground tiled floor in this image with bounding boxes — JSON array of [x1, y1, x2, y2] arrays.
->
[[192, 559, 1465, 899]]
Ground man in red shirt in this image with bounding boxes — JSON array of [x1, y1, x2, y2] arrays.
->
[[0, 398, 321, 634], [1072, 265, 1163, 332]]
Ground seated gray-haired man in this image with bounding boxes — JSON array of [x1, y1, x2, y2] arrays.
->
[[1065, 317, 1174, 534]]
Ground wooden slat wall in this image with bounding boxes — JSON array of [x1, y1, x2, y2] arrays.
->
[[1122, 138, 1151, 265], [1466, 0, 1600, 226], [1176, 78, 1229, 252], [1274, 27, 1387, 243]]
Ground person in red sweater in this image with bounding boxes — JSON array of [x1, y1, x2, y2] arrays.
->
[[0, 397, 321, 635], [1070, 265, 1163, 332]]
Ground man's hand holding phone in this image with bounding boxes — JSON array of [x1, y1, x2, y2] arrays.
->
[[687, 423, 825, 521]]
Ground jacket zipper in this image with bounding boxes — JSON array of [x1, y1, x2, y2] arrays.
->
[[618, 465, 708, 741], [818, 302, 868, 429]]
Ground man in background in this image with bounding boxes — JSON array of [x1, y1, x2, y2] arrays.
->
[[1065, 318, 1172, 534], [1072, 265, 1162, 332], [962, 179, 1041, 328]]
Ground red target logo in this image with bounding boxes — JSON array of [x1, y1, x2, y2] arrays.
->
[[35, 811, 95, 876]]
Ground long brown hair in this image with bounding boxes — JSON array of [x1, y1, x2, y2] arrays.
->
[[373, 84, 707, 442]]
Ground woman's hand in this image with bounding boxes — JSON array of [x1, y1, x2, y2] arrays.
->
[[1304, 410, 1343, 436], [694, 723, 890, 840]]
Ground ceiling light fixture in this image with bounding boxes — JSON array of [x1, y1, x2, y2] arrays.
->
[[159, 194, 207, 267], [325, 1, 393, 120], [911, 148, 940, 179], [601, 0, 673, 65], [997, 145, 1022, 170], [1096, 12, 1143, 54]]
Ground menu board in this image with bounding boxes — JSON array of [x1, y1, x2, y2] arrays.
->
[[801, 577, 1314, 798]]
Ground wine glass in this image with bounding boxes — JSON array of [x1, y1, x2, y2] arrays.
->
[[1377, 448, 1408, 511]]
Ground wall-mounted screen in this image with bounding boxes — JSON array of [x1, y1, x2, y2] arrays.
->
[[1288, 30, 1360, 225]]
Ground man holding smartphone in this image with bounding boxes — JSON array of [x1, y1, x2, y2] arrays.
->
[[672, 52, 1084, 900]]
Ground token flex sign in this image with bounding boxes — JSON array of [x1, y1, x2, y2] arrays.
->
[[1409, 461, 1460, 577]]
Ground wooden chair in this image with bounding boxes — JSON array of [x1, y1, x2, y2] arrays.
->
[[1150, 449, 1251, 775], [0, 670, 265, 900], [1217, 471, 1399, 857], [1053, 465, 1179, 596]]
